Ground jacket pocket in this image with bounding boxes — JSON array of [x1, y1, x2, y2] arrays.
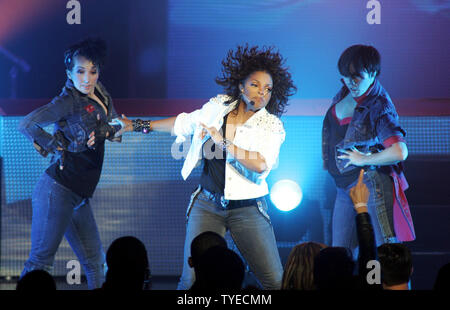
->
[[354, 122, 369, 139], [68, 122, 87, 149]]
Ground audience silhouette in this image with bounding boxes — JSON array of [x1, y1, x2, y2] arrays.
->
[[101, 236, 151, 290], [16, 269, 56, 291], [314, 246, 355, 290], [281, 241, 327, 290], [190, 245, 245, 291], [188, 231, 227, 271], [377, 243, 413, 290], [434, 262, 450, 291]]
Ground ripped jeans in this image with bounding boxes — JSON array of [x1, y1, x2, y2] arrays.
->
[[332, 169, 398, 259], [177, 186, 283, 290]]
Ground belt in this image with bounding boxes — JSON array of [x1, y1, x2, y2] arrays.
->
[[201, 187, 260, 210]]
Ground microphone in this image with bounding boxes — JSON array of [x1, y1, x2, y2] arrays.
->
[[241, 93, 255, 106]]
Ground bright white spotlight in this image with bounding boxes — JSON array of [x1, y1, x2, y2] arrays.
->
[[270, 180, 303, 212]]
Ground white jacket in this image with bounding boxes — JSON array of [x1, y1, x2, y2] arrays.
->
[[173, 94, 285, 200]]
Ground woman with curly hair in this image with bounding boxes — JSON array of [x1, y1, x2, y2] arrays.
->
[[118, 44, 296, 289], [19, 38, 123, 289]]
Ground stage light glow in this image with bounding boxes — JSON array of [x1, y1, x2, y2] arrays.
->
[[270, 179, 303, 212], [0, 0, 58, 45]]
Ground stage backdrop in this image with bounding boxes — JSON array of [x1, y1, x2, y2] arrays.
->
[[1, 115, 449, 278], [0, 0, 448, 100]]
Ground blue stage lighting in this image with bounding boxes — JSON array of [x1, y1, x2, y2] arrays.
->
[[270, 179, 303, 212]]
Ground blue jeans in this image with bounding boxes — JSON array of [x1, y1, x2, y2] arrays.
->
[[332, 170, 398, 259], [20, 173, 105, 289], [177, 187, 283, 290]]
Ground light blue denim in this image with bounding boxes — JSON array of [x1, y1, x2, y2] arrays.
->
[[332, 170, 398, 260], [177, 187, 283, 290], [20, 173, 106, 289]]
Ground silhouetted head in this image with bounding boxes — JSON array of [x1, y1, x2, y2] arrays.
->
[[282, 241, 327, 290], [314, 247, 355, 290], [104, 236, 150, 290], [193, 246, 245, 290], [16, 270, 56, 291], [434, 262, 450, 290], [378, 243, 413, 288], [189, 231, 227, 268]]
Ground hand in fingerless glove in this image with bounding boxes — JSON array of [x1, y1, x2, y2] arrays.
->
[[54, 130, 70, 150]]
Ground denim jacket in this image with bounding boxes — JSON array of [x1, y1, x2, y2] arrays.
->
[[19, 79, 121, 155], [322, 79, 415, 242], [322, 79, 406, 174]]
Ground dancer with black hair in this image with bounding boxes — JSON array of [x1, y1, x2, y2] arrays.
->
[[19, 38, 122, 289], [322, 45, 415, 259], [118, 44, 297, 289]]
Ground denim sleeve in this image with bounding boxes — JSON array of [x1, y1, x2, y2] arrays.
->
[[356, 212, 379, 289], [356, 213, 377, 270], [375, 109, 406, 146], [18, 96, 72, 153]]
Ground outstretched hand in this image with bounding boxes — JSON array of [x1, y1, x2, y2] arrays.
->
[[349, 169, 369, 213], [338, 147, 370, 168], [114, 114, 133, 136]]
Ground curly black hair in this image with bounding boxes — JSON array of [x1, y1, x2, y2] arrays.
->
[[215, 44, 297, 117], [64, 37, 107, 71]]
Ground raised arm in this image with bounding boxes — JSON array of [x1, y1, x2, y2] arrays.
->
[[350, 169, 378, 288], [116, 97, 220, 137]]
